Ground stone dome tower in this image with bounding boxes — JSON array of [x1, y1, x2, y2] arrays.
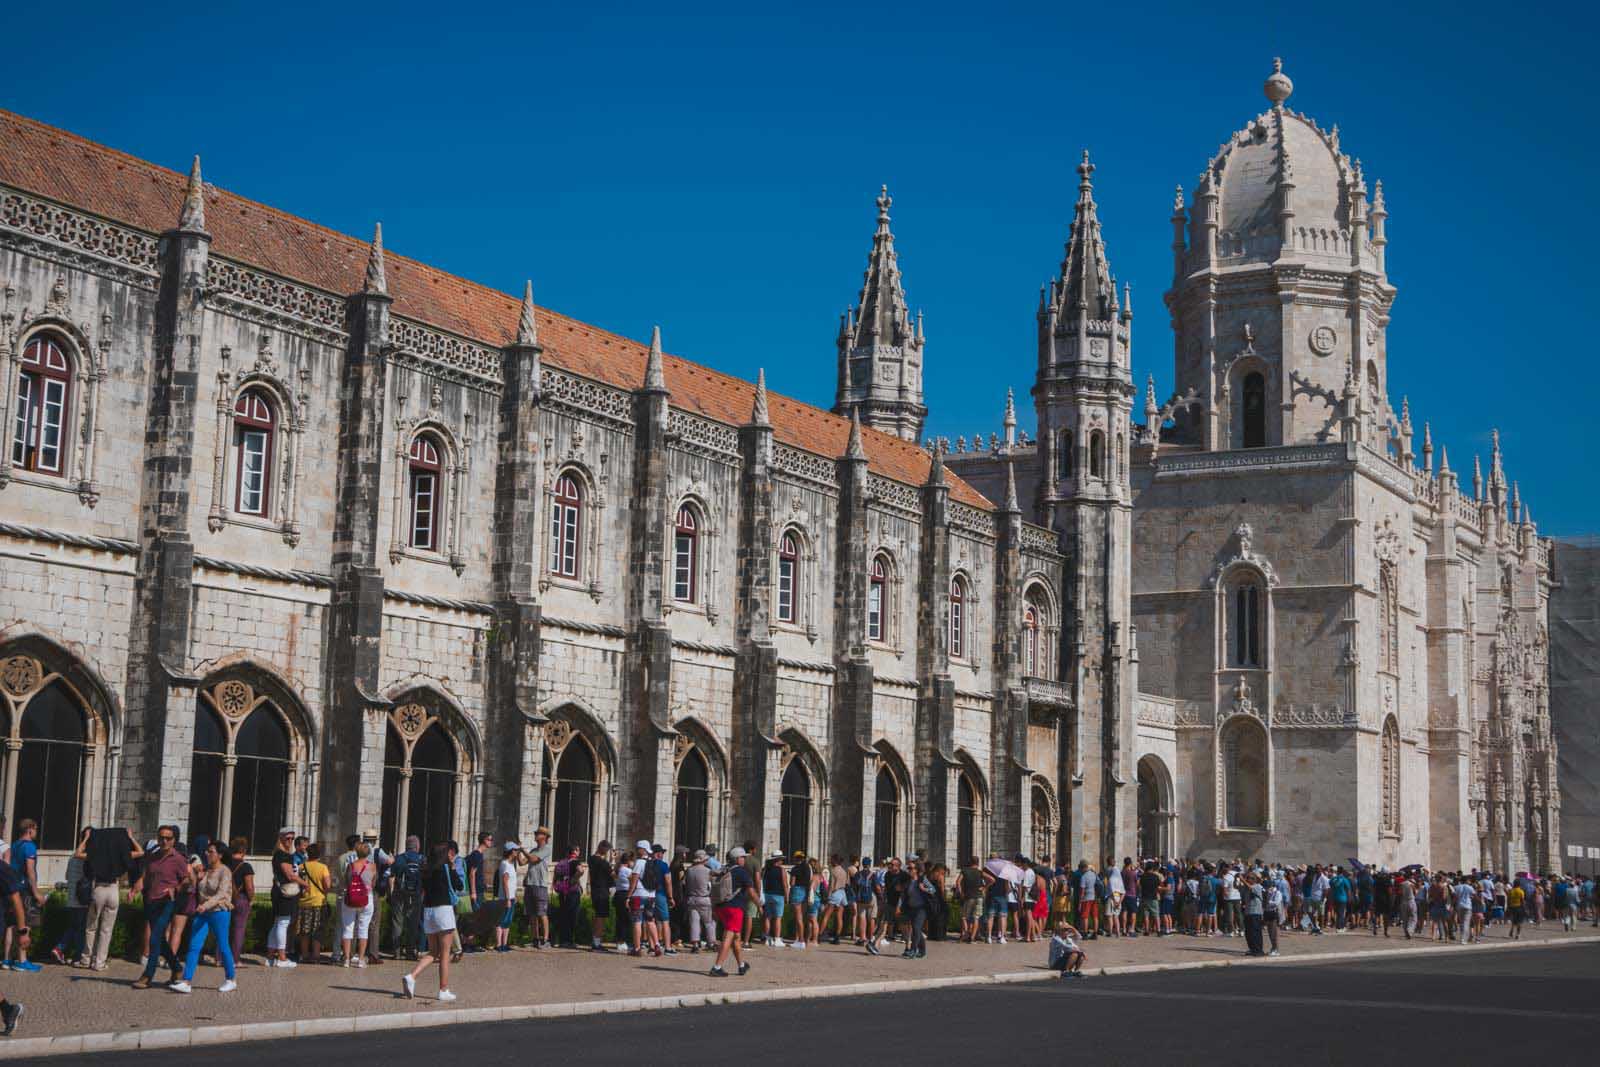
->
[[1163, 60, 1396, 450]]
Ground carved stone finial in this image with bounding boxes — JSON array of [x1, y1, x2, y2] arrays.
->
[[643, 325, 667, 393], [178, 155, 207, 232], [1003, 459, 1019, 512], [516, 280, 538, 346], [1264, 57, 1294, 107], [845, 405, 867, 461], [364, 223, 388, 296], [925, 440, 946, 487], [751, 367, 772, 427], [1173, 184, 1186, 213]]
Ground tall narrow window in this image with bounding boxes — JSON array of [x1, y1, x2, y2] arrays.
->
[[1378, 562, 1399, 674], [408, 434, 442, 550], [550, 474, 582, 578], [1242, 372, 1266, 449], [1221, 719, 1267, 830], [1056, 431, 1073, 480], [867, 556, 887, 642], [779, 757, 811, 857], [777, 533, 799, 623], [1089, 431, 1105, 479], [874, 767, 899, 861], [1380, 716, 1399, 834], [1229, 578, 1263, 668], [956, 772, 977, 862], [949, 576, 967, 658], [1024, 603, 1040, 676], [673, 505, 698, 603], [12, 334, 72, 475], [232, 390, 275, 516]]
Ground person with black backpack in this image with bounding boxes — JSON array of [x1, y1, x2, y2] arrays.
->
[[389, 836, 424, 961]]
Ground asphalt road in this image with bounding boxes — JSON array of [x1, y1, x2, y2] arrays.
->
[[16, 943, 1598, 1063]]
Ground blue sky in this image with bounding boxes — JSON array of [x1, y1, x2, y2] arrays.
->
[[8, 3, 1595, 534]]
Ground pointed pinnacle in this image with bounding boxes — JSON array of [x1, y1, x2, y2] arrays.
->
[[1438, 445, 1451, 475], [363, 223, 388, 296], [515, 280, 538, 346], [845, 406, 867, 460], [1172, 185, 1186, 213], [1003, 460, 1020, 512], [751, 367, 771, 427], [179, 154, 206, 231], [643, 325, 666, 392], [926, 441, 946, 487], [1003, 388, 1016, 428]]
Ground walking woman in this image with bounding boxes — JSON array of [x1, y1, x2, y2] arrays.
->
[[901, 860, 934, 959], [402, 843, 464, 1002], [226, 839, 254, 967], [171, 841, 237, 993]]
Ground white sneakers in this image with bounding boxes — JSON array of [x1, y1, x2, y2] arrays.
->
[[791, 941, 806, 949], [401, 974, 416, 998], [771, 939, 787, 949], [169, 981, 192, 994], [353, 958, 367, 969], [269, 958, 297, 969], [437, 989, 457, 1003], [219, 980, 237, 993]]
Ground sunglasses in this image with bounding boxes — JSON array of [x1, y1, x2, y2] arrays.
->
[[158, 835, 176, 842]]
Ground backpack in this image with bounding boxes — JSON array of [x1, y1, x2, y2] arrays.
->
[[710, 867, 733, 905], [852, 869, 873, 903], [344, 861, 370, 909], [396, 852, 423, 894], [642, 858, 664, 892]]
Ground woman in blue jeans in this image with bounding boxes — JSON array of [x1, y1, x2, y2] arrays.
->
[[171, 842, 237, 994]]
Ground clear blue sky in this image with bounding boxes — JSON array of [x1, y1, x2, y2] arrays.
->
[[9, 3, 1596, 534]]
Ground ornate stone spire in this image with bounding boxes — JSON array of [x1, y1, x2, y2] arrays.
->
[[363, 223, 388, 296], [515, 280, 538, 346], [751, 367, 771, 427], [1472, 454, 1484, 501], [1003, 388, 1016, 446], [178, 155, 206, 232], [1145, 375, 1160, 428], [833, 185, 927, 441], [643, 325, 666, 393], [1056, 150, 1115, 322], [1003, 459, 1020, 512], [1421, 421, 1434, 472], [1438, 445, 1452, 481], [1489, 428, 1506, 490], [845, 406, 867, 461]]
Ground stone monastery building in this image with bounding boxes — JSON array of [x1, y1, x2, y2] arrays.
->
[[0, 61, 1558, 878]]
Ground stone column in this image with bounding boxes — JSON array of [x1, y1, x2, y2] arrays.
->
[[732, 385, 779, 847], [318, 238, 391, 848], [914, 451, 955, 864], [829, 414, 875, 854], [990, 466, 1025, 854], [120, 187, 210, 829], [485, 295, 545, 837]]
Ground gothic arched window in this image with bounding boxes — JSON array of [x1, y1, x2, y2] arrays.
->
[[673, 505, 699, 603], [1378, 562, 1399, 674], [1089, 431, 1105, 478], [779, 757, 811, 857], [232, 389, 275, 516], [187, 693, 293, 854], [776, 532, 799, 623], [1221, 718, 1267, 830], [1227, 576, 1264, 668], [382, 719, 457, 852], [1056, 430, 1074, 480], [1380, 716, 1400, 835], [874, 765, 899, 862], [949, 576, 967, 658], [1024, 603, 1040, 677], [10, 334, 72, 476], [1242, 372, 1266, 449], [957, 771, 978, 862], [867, 555, 889, 642], [1031, 782, 1054, 861], [408, 434, 443, 550], [550, 474, 583, 578], [550, 735, 598, 857], [13, 681, 86, 850], [673, 746, 710, 852]]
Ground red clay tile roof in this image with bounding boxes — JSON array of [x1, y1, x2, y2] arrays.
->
[[0, 109, 989, 510]]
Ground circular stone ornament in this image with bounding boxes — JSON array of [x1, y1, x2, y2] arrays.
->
[[1309, 325, 1337, 356]]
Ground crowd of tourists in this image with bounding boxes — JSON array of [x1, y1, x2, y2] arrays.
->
[[0, 812, 1594, 1032]]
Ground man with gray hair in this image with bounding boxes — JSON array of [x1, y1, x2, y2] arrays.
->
[[389, 835, 425, 960], [683, 850, 715, 951]]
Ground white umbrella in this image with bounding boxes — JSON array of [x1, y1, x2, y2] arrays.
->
[[985, 858, 1025, 884]]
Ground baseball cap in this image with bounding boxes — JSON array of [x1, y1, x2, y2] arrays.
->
[[769, 850, 785, 859], [636, 839, 651, 851], [651, 843, 666, 854], [505, 841, 522, 851], [692, 849, 708, 862], [728, 847, 747, 860]]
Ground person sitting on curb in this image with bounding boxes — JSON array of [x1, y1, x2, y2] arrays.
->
[[1048, 920, 1086, 979]]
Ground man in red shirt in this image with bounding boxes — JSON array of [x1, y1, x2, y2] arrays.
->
[[132, 828, 191, 989]]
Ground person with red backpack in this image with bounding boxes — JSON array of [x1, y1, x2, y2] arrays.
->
[[337, 841, 377, 968]]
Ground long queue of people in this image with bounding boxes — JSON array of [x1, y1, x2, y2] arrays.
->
[[0, 815, 1595, 1034]]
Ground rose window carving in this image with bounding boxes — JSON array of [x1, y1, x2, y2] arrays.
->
[[0, 657, 41, 697]]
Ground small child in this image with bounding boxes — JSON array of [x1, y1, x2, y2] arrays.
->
[[1048, 921, 1086, 979]]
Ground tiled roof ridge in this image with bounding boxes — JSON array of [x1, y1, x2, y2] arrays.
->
[[0, 108, 991, 510]]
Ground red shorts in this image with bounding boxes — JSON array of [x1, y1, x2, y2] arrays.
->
[[1079, 900, 1100, 926], [714, 904, 744, 934]]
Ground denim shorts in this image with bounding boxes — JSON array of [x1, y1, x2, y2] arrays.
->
[[983, 898, 1007, 920], [654, 891, 670, 922], [762, 893, 785, 919], [828, 889, 847, 907]]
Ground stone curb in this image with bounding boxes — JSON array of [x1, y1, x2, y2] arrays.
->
[[4, 934, 1595, 1059]]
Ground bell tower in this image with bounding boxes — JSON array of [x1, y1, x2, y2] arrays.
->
[[833, 185, 926, 441]]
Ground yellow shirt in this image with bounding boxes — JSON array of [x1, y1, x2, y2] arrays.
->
[[301, 860, 330, 908], [1507, 886, 1525, 909]]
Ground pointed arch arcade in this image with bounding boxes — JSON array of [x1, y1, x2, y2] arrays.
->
[[382, 688, 480, 852], [777, 728, 828, 859], [539, 702, 617, 857], [670, 718, 728, 853], [187, 668, 313, 854]]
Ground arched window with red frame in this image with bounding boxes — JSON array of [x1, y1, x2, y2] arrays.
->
[[776, 532, 799, 623], [949, 576, 967, 658], [673, 504, 698, 603], [867, 555, 888, 642], [232, 389, 275, 516], [550, 473, 582, 578], [408, 434, 442, 550], [11, 334, 73, 476]]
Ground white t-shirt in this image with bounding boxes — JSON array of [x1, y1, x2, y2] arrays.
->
[[1108, 869, 1124, 894], [497, 859, 517, 899], [631, 858, 654, 899], [1222, 872, 1241, 901], [613, 863, 634, 897]]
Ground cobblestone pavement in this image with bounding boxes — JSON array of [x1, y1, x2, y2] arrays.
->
[[1, 922, 1591, 1042]]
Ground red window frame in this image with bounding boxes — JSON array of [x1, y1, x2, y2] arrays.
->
[[949, 577, 966, 658], [408, 435, 442, 550], [232, 389, 275, 516], [11, 335, 72, 476], [673, 505, 698, 603], [550, 474, 582, 577], [776, 533, 799, 623], [867, 556, 887, 641]]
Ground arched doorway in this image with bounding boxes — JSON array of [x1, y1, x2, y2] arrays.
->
[[1137, 756, 1172, 859], [549, 735, 598, 856], [874, 766, 899, 861], [674, 747, 710, 852], [779, 757, 811, 858], [382, 707, 460, 853], [957, 772, 978, 863]]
